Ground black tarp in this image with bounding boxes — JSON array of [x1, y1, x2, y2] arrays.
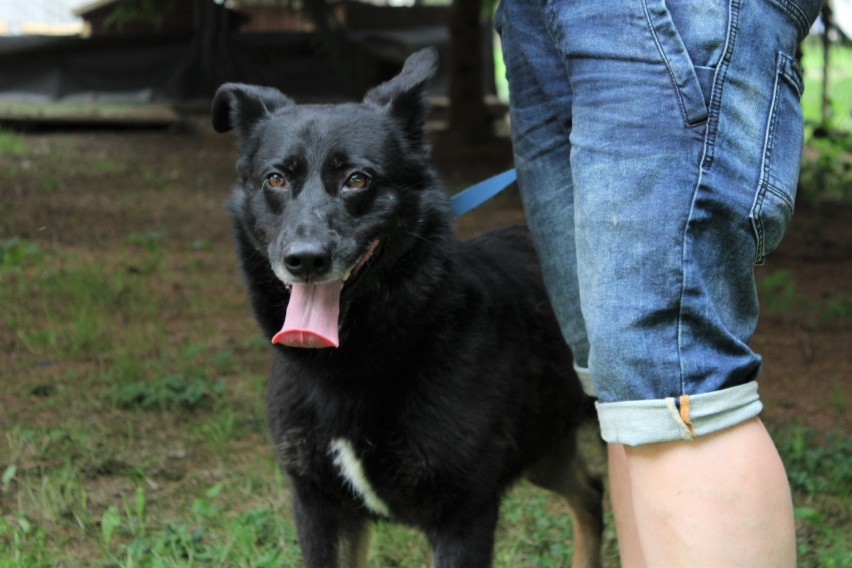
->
[[0, 31, 357, 102]]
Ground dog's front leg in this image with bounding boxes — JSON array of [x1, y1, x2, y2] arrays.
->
[[292, 483, 370, 568], [426, 498, 500, 568]]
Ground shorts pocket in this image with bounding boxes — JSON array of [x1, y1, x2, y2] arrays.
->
[[750, 51, 805, 264], [643, 0, 710, 126]]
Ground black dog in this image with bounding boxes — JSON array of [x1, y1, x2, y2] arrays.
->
[[212, 47, 603, 568]]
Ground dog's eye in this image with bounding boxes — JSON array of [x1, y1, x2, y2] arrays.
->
[[265, 173, 286, 189], [345, 172, 370, 191]]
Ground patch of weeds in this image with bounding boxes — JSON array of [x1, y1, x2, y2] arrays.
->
[[92, 157, 125, 175], [16, 462, 92, 530], [106, 374, 224, 410], [191, 483, 225, 520], [197, 407, 237, 455], [23, 425, 113, 472], [126, 231, 165, 254], [0, 127, 26, 155], [757, 269, 852, 327], [124, 230, 166, 274], [775, 425, 851, 497], [772, 425, 852, 567], [101, 504, 123, 551], [141, 169, 181, 191], [180, 341, 208, 361], [492, 472, 618, 568], [0, 237, 42, 268], [819, 295, 852, 325], [232, 335, 273, 371], [40, 175, 61, 194], [106, 485, 296, 567], [173, 342, 241, 379], [2, 249, 160, 359], [225, 508, 287, 566], [794, 506, 852, 568], [26, 266, 123, 356], [799, 133, 852, 204], [213, 349, 234, 371], [101, 342, 237, 414], [191, 238, 212, 251], [0, 515, 50, 567], [124, 485, 149, 539], [122, 522, 209, 566], [100, 350, 151, 385], [5, 424, 123, 492], [101, 485, 149, 555], [0, 202, 13, 233], [757, 269, 802, 315], [4, 426, 74, 465], [828, 380, 848, 414], [494, 485, 578, 567]]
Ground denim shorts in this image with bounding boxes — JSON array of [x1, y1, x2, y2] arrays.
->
[[495, 0, 821, 445]]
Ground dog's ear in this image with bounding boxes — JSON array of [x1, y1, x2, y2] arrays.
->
[[363, 47, 438, 148], [212, 83, 293, 138]]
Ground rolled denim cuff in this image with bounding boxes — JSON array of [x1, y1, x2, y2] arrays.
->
[[573, 363, 597, 397], [595, 382, 762, 446]]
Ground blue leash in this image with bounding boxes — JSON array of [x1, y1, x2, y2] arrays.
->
[[450, 168, 517, 218]]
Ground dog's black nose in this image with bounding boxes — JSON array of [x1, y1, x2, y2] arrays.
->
[[283, 243, 332, 278]]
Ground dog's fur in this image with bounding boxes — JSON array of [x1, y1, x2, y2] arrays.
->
[[212, 48, 603, 568]]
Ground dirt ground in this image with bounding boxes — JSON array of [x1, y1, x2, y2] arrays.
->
[[749, 202, 852, 434], [3, 115, 849, 436]]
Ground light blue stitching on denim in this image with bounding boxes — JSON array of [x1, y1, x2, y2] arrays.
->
[[676, 0, 738, 394], [642, 0, 709, 126], [767, 0, 813, 38], [701, 0, 740, 170], [751, 49, 805, 264]]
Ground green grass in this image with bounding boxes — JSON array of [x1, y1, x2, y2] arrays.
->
[[2, 249, 847, 567], [1, 241, 159, 359], [774, 425, 852, 568], [0, 128, 26, 156], [758, 268, 852, 325]]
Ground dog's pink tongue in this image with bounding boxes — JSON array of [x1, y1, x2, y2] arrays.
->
[[272, 281, 343, 348]]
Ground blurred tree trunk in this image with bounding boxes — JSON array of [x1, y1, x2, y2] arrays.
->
[[448, 0, 493, 143], [819, 2, 833, 135]]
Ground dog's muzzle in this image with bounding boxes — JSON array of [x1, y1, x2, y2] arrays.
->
[[272, 240, 380, 348]]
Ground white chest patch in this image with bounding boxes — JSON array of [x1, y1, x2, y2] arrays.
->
[[329, 438, 390, 517]]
